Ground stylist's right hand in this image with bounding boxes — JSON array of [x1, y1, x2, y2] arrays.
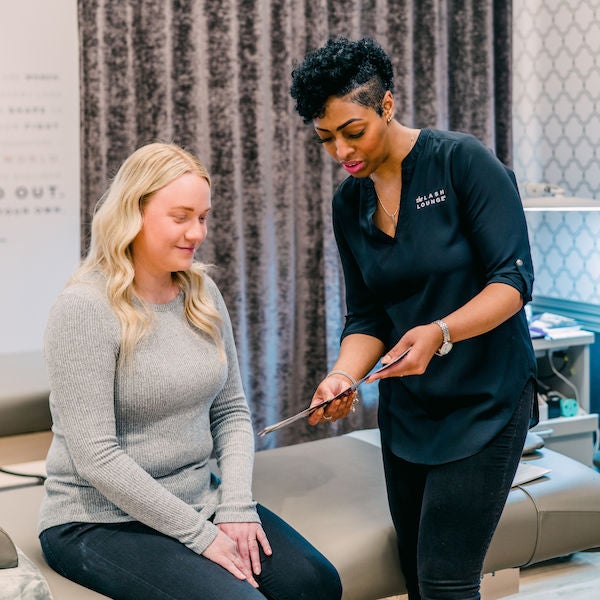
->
[[307, 375, 357, 426], [202, 529, 258, 587]]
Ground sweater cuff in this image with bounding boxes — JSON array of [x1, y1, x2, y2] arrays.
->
[[213, 502, 260, 525], [186, 519, 220, 555]]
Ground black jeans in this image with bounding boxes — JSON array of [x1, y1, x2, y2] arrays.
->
[[382, 379, 534, 600], [40, 504, 342, 600]]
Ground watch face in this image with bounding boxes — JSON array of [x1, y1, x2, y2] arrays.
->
[[437, 341, 453, 356]]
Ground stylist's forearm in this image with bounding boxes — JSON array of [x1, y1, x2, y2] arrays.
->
[[332, 334, 386, 380], [442, 283, 524, 343]]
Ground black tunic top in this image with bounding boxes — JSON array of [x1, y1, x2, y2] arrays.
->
[[333, 129, 536, 464]]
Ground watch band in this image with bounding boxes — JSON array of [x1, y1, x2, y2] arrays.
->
[[434, 319, 451, 344], [433, 319, 453, 356]]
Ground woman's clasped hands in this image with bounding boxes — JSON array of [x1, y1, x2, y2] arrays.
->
[[202, 522, 272, 588]]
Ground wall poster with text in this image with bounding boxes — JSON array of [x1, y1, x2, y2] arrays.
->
[[0, 0, 80, 361]]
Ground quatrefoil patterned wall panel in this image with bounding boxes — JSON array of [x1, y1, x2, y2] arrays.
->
[[525, 211, 600, 303], [513, 0, 600, 305]]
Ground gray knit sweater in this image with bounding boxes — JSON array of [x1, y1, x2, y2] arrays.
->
[[39, 274, 259, 555]]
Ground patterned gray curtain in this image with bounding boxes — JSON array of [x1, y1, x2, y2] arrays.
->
[[78, 0, 512, 448]]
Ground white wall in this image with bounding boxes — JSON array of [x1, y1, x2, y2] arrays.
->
[[0, 0, 80, 399]]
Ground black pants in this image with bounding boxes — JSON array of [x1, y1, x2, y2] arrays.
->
[[40, 504, 342, 600], [382, 380, 534, 600]]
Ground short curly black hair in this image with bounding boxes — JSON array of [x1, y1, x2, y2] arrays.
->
[[290, 37, 394, 124]]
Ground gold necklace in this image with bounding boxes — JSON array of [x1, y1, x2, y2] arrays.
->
[[377, 195, 400, 224], [376, 132, 415, 225]]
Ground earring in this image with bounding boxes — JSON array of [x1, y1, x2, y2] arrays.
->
[[387, 115, 393, 123]]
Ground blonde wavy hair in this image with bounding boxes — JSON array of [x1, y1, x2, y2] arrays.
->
[[73, 142, 223, 360]]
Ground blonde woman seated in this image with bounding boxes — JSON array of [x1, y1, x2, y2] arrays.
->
[[39, 142, 342, 600]]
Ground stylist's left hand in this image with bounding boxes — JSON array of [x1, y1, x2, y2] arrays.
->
[[217, 522, 272, 586], [307, 375, 358, 426]]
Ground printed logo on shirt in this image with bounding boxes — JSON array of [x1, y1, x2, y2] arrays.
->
[[416, 189, 446, 210]]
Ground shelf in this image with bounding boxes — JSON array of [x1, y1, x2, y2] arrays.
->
[[522, 196, 600, 211], [531, 330, 595, 352]]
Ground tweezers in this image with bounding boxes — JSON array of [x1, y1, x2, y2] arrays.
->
[[258, 347, 410, 436]]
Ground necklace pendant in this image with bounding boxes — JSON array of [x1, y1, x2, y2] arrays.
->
[[377, 195, 400, 223]]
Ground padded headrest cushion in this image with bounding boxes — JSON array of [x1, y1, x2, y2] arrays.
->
[[522, 431, 545, 455]]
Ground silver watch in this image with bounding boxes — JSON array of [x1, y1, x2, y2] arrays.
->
[[434, 320, 453, 356]]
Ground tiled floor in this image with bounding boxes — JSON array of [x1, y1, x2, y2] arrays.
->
[[380, 552, 600, 600], [506, 551, 600, 599]]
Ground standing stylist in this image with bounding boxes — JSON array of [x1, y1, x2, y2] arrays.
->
[[290, 37, 537, 600], [39, 142, 342, 600]]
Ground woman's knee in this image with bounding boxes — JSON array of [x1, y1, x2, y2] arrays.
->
[[298, 556, 342, 599], [260, 551, 341, 599], [257, 504, 342, 598], [317, 557, 342, 599]]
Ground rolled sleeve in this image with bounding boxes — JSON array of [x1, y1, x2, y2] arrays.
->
[[488, 257, 534, 303]]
